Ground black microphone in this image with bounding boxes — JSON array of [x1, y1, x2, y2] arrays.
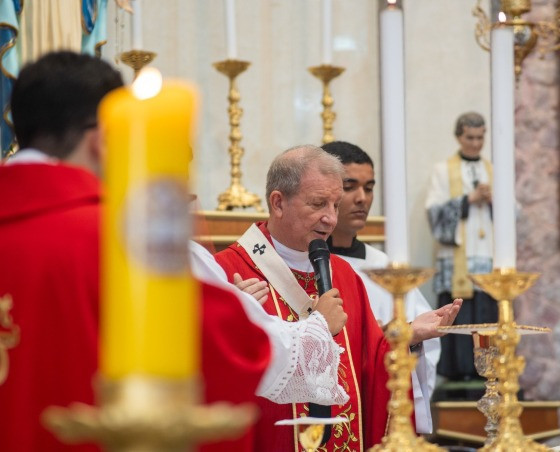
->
[[309, 239, 332, 296], [307, 238, 332, 445]]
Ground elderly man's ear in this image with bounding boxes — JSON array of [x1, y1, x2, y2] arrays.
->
[[87, 127, 103, 176], [268, 191, 285, 218]]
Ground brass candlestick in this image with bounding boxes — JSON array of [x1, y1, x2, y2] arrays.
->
[[120, 50, 157, 78], [363, 265, 444, 452], [0, 295, 19, 385], [470, 268, 548, 452], [308, 64, 345, 144], [213, 59, 263, 212], [43, 375, 257, 452]]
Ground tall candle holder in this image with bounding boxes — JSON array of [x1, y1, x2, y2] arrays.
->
[[363, 265, 444, 452], [308, 64, 345, 144], [120, 50, 157, 78], [213, 59, 263, 212], [43, 375, 256, 451], [470, 268, 548, 451]]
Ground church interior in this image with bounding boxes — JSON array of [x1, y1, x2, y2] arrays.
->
[[1, 0, 560, 451]]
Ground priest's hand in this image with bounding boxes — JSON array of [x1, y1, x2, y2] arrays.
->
[[409, 298, 463, 345], [468, 183, 492, 205], [313, 288, 347, 336], [233, 273, 270, 305]]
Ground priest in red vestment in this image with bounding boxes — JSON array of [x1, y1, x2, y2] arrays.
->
[[216, 145, 461, 451], [0, 51, 270, 452]]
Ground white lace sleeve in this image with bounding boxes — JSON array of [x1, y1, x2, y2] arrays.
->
[[257, 312, 349, 406], [188, 240, 349, 406]]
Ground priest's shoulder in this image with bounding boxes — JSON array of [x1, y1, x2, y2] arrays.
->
[[331, 253, 361, 274], [200, 279, 243, 309], [213, 241, 248, 266], [364, 243, 389, 267]]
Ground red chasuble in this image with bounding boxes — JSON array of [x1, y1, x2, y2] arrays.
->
[[0, 163, 270, 452], [215, 222, 392, 451]]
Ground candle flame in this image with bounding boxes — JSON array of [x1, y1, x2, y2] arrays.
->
[[132, 67, 163, 100], [498, 11, 506, 23]]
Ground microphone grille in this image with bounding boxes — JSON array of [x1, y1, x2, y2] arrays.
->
[[308, 239, 330, 259]]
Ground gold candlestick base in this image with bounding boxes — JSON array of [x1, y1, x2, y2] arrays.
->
[[43, 375, 257, 452], [120, 50, 157, 78], [0, 294, 20, 385], [363, 265, 444, 452], [299, 424, 324, 452], [213, 59, 263, 212], [308, 64, 345, 144], [470, 268, 548, 452]]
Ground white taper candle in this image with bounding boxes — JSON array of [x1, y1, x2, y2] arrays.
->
[[380, 2, 409, 264], [491, 17, 516, 268], [131, 0, 143, 50], [322, 0, 333, 64], [224, 0, 237, 59]]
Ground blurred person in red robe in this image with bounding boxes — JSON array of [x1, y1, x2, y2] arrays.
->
[[0, 51, 270, 452]]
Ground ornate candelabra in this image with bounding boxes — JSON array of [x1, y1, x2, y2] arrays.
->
[[473, 0, 560, 79], [469, 268, 548, 451], [363, 265, 443, 452], [43, 375, 256, 451], [308, 64, 345, 144], [0, 295, 19, 385], [120, 50, 157, 78], [213, 59, 263, 212]]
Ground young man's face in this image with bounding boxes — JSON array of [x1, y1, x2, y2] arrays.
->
[[457, 125, 485, 158], [335, 163, 375, 237]]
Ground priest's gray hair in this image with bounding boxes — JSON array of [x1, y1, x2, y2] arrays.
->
[[265, 144, 344, 209], [454, 111, 485, 137]]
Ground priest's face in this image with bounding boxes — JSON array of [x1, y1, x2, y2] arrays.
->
[[457, 125, 485, 158], [270, 167, 343, 251], [335, 163, 375, 237]]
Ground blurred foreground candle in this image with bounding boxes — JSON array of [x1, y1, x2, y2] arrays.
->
[[490, 14, 516, 269], [379, 0, 409, 264], [99, 68, 200, 379]]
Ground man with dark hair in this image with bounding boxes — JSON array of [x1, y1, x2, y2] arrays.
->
[[0, 51, 271, 452], [425, 111, 497, 381], [322, 140, 456, 434], [0, 51, 123, 452]]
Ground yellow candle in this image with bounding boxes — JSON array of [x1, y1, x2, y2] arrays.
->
[[99, 69, 200, 379]]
